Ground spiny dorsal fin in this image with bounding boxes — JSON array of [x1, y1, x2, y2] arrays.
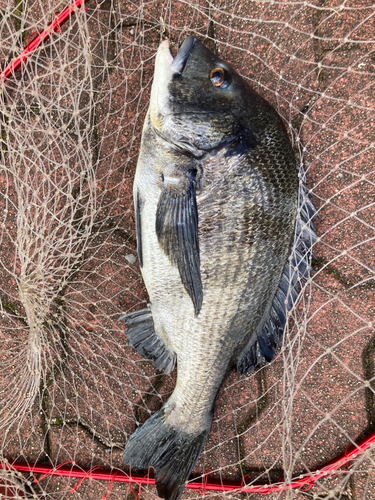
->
[[237, 167, 317, 375]]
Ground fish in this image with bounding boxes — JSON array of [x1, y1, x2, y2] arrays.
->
[[120, 36, 316, 500]]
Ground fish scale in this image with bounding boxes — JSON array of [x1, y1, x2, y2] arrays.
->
[[120, 36, 316, 500]]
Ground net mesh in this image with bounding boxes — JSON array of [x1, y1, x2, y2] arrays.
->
[[0, 0, 374, 498]]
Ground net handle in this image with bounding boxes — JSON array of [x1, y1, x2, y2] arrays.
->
[[0, 0, 89, 81]]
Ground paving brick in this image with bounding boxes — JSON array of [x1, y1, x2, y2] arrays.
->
[[351, 447, 375, 499], [213, 1, 319, 124]]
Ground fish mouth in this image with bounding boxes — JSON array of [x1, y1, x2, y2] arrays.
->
[[150, 37, 198, 130], [170, 36, 197, 74], [158, 36, 197, 74], [151, 36, 210, 154]]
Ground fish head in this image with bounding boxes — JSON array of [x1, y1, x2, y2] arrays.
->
[[150, 36, 257, 157]]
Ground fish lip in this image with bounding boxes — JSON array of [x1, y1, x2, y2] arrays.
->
[[158, 39, 174, 65], [170, 36, 197, 74], [150, 37, 198, 131]]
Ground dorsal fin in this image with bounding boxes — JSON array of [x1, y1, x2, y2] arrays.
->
[[237, 167, 317, 375]]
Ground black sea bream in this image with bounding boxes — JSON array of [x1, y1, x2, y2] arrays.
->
[[121, 36, 315, 500]]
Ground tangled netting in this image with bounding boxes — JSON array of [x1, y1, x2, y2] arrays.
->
[[0, 0, 374, 498]]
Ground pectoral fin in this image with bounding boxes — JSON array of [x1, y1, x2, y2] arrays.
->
[[155, 171, 202, 316]]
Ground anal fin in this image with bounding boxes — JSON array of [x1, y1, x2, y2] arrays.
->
[[120, 307, 176, 374]]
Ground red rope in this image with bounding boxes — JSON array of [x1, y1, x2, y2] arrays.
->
[[70, 464, 103, 493], [30, 460, 75, 484], [0, 0, 89, 81], [1, 430, 374, 495]]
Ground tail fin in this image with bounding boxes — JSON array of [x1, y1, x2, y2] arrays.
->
[[123, 407, 210, 500]]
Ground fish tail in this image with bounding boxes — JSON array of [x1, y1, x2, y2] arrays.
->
[[123, 406, 210, 500]]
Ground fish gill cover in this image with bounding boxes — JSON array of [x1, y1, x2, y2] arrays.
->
[[0, 1, 374, 499]]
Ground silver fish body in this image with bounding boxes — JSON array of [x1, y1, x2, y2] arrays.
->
[[121, 36, 315, 500]]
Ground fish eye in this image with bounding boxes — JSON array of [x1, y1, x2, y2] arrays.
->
[[209, 67, 229, 88]]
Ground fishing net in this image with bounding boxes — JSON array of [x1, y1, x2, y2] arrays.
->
[[0, 0, 374, 498]]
